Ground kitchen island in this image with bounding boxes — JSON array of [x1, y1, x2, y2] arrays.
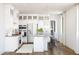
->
[[33, 34, 50, 52]]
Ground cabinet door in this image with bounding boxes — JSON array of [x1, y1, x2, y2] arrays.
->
[[22, 37, 27, 43], [34, 37, 44, 52], [5, 37, 19, 52], [19, 16, 22, 20]]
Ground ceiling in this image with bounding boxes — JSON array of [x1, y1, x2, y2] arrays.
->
[[12, 3, 75, 14]]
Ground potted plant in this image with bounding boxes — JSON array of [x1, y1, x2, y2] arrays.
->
[[37, 28, 43, 35]]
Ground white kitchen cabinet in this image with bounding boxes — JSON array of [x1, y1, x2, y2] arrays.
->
[[13, 9, 19, 29], [22, 37, 27, 43], [4, 5, 14, 30], [34, 36, 50, 52], [44, 37, 50, 51], [34, 37, 44, 52], [4, 5, 19, 31], [5, 36, 19, 52]]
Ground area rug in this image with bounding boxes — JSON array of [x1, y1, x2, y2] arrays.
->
[[16, 44, 33, 53]]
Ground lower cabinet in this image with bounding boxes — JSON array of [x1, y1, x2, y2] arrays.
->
[[34, 37, 44, 52], [34, 36, 50, 52], [5, 36, 19, 52], [22, 37, 27, 43]]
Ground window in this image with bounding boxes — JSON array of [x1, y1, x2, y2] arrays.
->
[[44, 16, 49, 20], [33, 16, 37, 19], [19, 16, 22, 20], [23, 16, 27, 20], [28, 16, 32, 19], [39, 16, 44, 20]]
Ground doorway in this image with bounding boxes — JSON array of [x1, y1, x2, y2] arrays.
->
[[50, 20, 56, 47]]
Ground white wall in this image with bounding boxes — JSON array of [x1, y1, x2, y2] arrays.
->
[[62, 5, 77, 53], [0, 4, 5, 54], [57, 15, 63, 43], [62, 13, 66, 45]]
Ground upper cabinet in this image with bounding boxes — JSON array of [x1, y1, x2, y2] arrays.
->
[[39, 16, 44, 20], [23, 16, 27, 20], [44, 16, 49, 20], [18, 14, 50, 25], [28, 16, 32, 20], [13, 9, 19, 29], [19, 16, 22, 20], [4, 4, 19, 30], [19, 14, 49, 20], [33, 16, 37, 20]]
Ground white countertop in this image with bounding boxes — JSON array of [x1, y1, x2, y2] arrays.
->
[[32, 34, 54, 37]]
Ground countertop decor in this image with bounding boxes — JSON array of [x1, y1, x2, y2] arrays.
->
[[37, 28, 43, 35]]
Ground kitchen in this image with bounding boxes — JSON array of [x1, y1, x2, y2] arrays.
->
[[5, 14, 53, 53], [0, 3, 63, 54], [18, 14, 51, 52], [0, 1, 79, 59], [0, 4, 54, 53]]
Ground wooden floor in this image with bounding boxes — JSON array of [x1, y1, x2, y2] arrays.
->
[[2, 40, 76, 55]]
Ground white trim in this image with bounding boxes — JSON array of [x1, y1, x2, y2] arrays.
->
[[75, 5, 79, 54]]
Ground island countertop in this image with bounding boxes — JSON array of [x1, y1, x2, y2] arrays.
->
[[32, 34, 54, 37]]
